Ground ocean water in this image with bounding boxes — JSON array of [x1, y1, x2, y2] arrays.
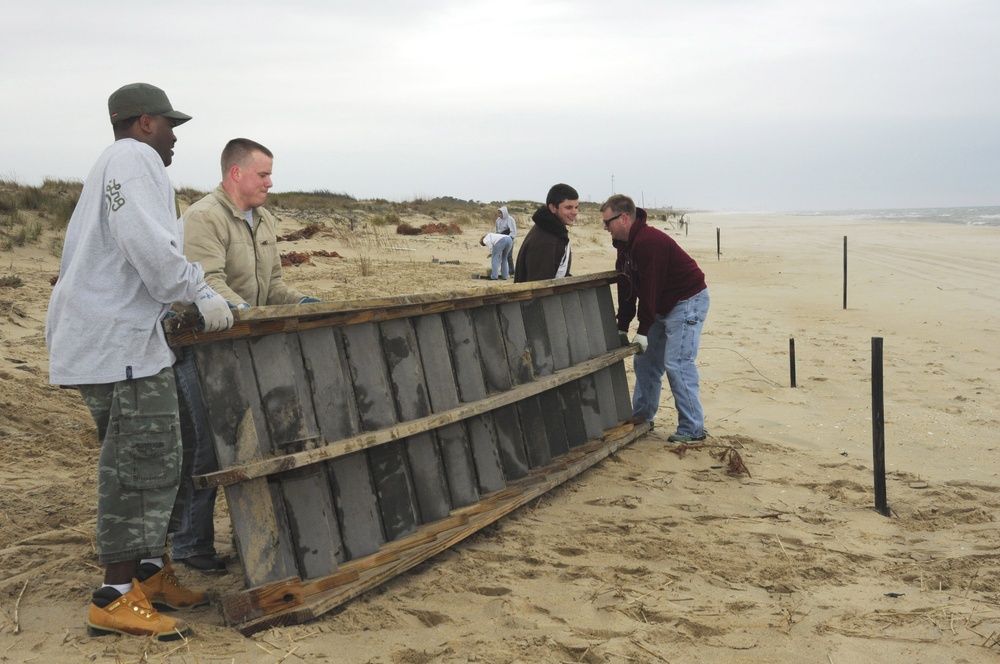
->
[[801, 206, 1000, 227]]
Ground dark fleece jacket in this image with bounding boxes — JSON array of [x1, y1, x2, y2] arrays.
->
[[615, 208, 706, 335], [513, 205, 571, 283]]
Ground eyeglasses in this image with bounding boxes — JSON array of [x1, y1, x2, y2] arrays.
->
[[603, 213, 623, 228]]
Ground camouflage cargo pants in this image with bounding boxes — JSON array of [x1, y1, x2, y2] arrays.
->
[[79, 366, 183, 565]]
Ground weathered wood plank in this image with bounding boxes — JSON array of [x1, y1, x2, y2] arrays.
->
[[298, 326, 383, 561], [497, 302, 551, 468], [247, 333, 343, 579], [561, 291, 605, 440], [443, 309, 507, 493], [191, 340, 297, 587], [469, 306, 530, 479], [518, 298, 570, 458], [412, 315, 479, 508], [595, 284, 634, 421], [539, 296, 588, 448], [579, 288, 621, 430], [379, 318, 452, 523], [341, 323, 419, 541]]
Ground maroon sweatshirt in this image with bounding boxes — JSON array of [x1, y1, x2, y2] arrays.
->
[[615, 208, 706, 336]]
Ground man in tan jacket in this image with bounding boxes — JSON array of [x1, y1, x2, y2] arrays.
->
[[172, 138, 319, 573], [183, 138, 316, 307]]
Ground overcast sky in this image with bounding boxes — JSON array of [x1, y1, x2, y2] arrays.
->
[[3, 0, 998, 211]]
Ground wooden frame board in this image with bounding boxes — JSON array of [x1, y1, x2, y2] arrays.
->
[[166, 272, 642, 634]]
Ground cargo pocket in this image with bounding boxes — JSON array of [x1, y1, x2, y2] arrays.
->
[[111, 414, 181, 490]]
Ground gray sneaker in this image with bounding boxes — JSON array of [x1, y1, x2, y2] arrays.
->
[[667, 432, 707, 443]]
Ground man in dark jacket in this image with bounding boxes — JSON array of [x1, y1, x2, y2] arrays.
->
[[513, 183, 578, 282], [604, 194, 710, 443]]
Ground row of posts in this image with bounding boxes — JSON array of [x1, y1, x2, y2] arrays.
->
[[712, 226, 888, 517]]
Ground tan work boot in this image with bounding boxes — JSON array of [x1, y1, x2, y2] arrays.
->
[[87, 581, 191, 641], [138, 558, 210, 611]]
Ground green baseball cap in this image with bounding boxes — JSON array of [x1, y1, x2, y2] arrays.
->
[[108, 83, 192, 126]]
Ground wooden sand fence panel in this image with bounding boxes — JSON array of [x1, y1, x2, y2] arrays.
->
[[165, 272, 642, 635]]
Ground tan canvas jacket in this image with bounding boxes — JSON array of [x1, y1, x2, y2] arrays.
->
[[183, 185, 307, 307]]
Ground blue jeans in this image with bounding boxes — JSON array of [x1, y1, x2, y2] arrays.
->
[[632, 289, 710, 436], [490, 236, 513, 280], [506, 238, 515, 275], [172, 348, 219, 560]]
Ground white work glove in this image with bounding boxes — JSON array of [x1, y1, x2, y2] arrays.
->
[[193, 282, 234, 333], [618, 330, 630, 347], [632, 334, 648, 353]]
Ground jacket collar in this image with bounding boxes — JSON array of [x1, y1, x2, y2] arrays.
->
[[626, 207, 648, 248], [212, 184, 254, 222], [531, 204, 569, 238]]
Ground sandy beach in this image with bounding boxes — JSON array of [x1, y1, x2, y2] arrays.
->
[[1, 206, 998, 662]]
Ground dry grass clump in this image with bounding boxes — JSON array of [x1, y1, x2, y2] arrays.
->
[[277, 223, 331, 242], [280, 251, 314, 267], [0, 178, 81, 251], [396, 221, 463, 235]]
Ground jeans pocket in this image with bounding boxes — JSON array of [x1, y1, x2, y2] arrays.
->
[[112, 414, 181, 490]]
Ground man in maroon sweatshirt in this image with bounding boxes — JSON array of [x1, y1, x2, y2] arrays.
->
[[603, 195, 710, 442]]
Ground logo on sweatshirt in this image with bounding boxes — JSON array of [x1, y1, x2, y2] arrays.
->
[[105, 180, 126, 212]]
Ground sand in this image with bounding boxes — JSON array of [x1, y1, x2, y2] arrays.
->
[[0, 207, 998, 663]]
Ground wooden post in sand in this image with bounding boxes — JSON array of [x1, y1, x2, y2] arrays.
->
[[789, 338, 796, 388], [871, 337, 889, 517], [843, 237, 848, 310], [716, 228, 721, 260]]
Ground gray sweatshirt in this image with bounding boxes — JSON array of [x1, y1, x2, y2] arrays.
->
[[46, 139, 205, 385]]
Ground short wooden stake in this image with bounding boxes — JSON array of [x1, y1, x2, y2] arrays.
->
[[871, 337, 889, 517], [843, 236, 848, 310], [789, 338, 796, 388], [716, 228, 721, 260]]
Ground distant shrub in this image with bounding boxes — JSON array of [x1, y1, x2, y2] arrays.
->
[[0, 193, 16, 214], [269, 190, 357, 212], [0, 274, 23, 288], [371, 211, 401, 227], [18, 186, 43, 209]]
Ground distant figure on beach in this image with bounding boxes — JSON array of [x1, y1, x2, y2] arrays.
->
[[602, 194, 710, 443], [480, 232, 514, 280], [46, 82, 233, 642], [172, 138, 321, 576], [494, 206, 517, 275], [513, 183, 578, 283]]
